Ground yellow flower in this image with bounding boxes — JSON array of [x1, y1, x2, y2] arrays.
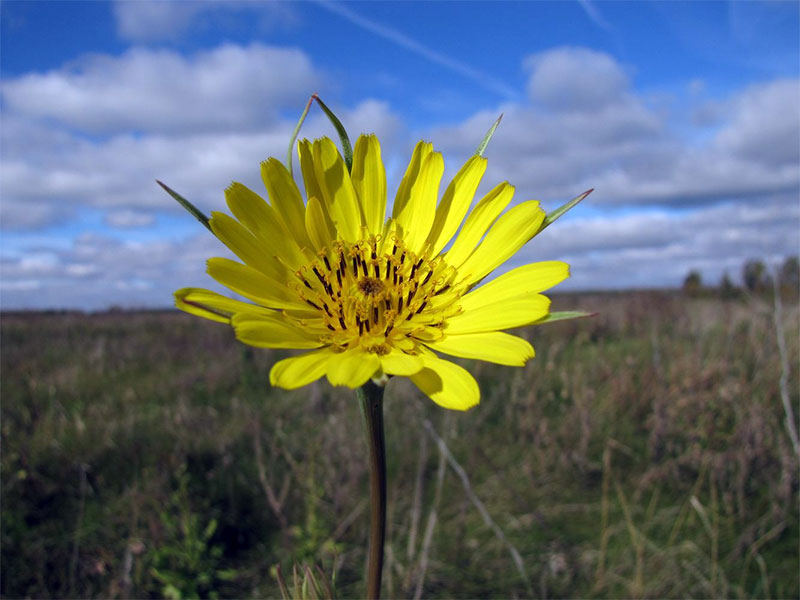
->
[[176, 135, 569, 410]]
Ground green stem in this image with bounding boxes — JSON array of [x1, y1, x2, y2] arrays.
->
[[357, 381, 387, 600]]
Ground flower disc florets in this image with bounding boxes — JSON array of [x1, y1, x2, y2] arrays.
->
[[291, 234, 464, 356]]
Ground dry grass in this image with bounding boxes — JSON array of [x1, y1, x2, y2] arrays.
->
[[2, 291, 798, 598]]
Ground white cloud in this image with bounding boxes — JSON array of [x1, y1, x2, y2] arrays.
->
[[1, 42, 798, 307], [430, 48, 799, 211], [0, 232, 233, 310], [105, 210, 156, 228], [1, 44, 320, 134], [518, 193, 800, 290], [112, 1, 297, 42], [713, 79, 800, 167], [113, 1, 209, 41], [0, 96, 403, 230], [525, 46, 630, 111]]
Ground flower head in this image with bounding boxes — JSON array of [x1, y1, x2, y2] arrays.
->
[[176, 135, 569, 410]]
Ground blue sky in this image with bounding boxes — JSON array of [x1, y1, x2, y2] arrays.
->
[[1, 0, 798, 309]]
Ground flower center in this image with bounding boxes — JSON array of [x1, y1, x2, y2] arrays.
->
[[288, 229, 465, 353], [358, 277, 384, 297]]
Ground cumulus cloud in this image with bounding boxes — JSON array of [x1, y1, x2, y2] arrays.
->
[[1, 44, 319, 134], [112, 1, 297, 42], [516, 192, 800, 290], [113, 1, 210, 41], [1, 42, 798, 307], [3, 193, 796, 309], [105, 210, 156, 228], [713, 79, 800, 167], [0, 96, 404, 230], [1, 232, 232, 310], [431, 47, 799, 210], [525, 46, 630, 111]]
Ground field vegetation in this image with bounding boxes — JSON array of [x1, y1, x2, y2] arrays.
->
[[2, 290, 798, 598]]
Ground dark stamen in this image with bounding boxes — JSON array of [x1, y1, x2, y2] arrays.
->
[[422, 270, 434, 286], [435, 284, 450, 295], [339, 316, 346, 329], [373, 306, 379, 323], [306, 299, 321, 310], [415, 300, 428, 314], [323, 255, 331, 271]]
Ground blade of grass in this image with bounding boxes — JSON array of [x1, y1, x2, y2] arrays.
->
[[157, 180, 212, 232], [534, 311, 596, 324], [474, 114, 503, 157], [540, 188, 593, 232], [313, 94, 353, 172], [286, 95, 315, 177]]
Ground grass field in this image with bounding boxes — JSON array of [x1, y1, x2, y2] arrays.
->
[[2, 291, 798, 599]]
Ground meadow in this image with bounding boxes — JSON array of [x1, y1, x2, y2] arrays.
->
[[2, 291, 798, 599]]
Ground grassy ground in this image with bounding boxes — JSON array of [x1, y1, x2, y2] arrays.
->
[[2, 291, 798, 599]]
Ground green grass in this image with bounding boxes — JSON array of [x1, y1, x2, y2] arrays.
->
[[2, 292, 798, 598]]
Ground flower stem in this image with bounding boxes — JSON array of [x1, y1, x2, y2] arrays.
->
[[357, 381, 386, 599]]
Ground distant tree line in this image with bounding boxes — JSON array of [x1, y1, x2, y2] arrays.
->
[[683, 256, 799, 300]]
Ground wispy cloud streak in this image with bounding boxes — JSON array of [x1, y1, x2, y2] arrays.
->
[[313, 0, 518, 99], [577, 0, 615, 32]]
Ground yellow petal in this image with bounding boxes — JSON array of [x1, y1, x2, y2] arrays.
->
[[410, 353, 479, 410], [380, 350, 424, 376], [224, 183, 306, 269], [175, 288, 272, 323], [460, 261, 569, 307], [351, 134, 387, 235], [445, 182, 514, 269], [210, 211, 287, 282], [305, 195, 338, 251], [425, 332, 534, 366], [393, 141, 433, 220], [206, 257, 306, 310], [261, 158, 313, 250], [298, 139, 324, 204], [312, 138, 363, 242], [326, 349, 380, 388], [455, 200, 545, 286], [426, 155, 487, 256], [445, 294, 551, 334], [231, 313, 323, 349], [395, 150, 444, 254], [270, 348, 335, 389]]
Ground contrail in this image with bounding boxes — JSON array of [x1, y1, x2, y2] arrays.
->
[[577, 0, 615, 32], [313, 0, 518, 100]]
